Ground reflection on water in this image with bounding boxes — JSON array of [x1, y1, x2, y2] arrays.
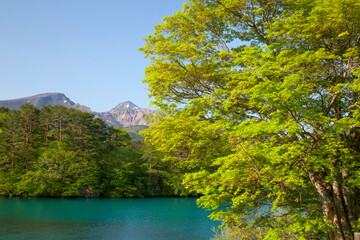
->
[[0, 198, 217, 240]]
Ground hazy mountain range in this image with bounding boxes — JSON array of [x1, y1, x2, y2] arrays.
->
[[0, 93, 155, 130]]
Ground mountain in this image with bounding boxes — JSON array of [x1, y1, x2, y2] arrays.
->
[[0, 93, 75, 109], [0, 93, 155, 128], [97, 101, 155, 128]]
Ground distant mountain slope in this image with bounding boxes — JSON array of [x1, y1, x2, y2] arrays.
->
[[0, 93, 155, 128], [124, 125, 149, 141], [0, 93, 75, 109]]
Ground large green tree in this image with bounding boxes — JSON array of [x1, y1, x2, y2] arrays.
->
[[141, 0, 360, 239]]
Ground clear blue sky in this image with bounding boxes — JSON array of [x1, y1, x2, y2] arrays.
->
[[0, 0, 187, 112]]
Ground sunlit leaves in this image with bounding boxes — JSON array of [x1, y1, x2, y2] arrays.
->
[[142, 0, 360, 238]]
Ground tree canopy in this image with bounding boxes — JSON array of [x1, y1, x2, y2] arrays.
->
[[141, 0, 360, 239], [0, 104, 175, 198]]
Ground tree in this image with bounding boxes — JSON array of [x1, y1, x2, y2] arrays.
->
[[0, 107, 9, 134], [53, 105, 68, 142], [141, 0, 360, 239], [18, 104, 41, 169], [0, 109, 20, 195], [18, 142, 76, 197], [141, 141, 181, 196]]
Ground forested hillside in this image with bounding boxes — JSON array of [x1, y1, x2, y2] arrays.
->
[[0, 104, 175, 198]]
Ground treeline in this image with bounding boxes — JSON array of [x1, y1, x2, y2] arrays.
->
[[0, 104, 176, 198]]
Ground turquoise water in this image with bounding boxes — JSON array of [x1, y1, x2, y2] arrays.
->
[[0, 197, 217, 240]]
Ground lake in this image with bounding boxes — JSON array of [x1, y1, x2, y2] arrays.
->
[[0, 197, 218, 240]]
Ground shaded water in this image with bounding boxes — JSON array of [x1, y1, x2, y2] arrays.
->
[[0, 197, 217, 240]]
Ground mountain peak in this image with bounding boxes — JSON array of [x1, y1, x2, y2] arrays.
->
[[112, 101, 140, 111], [102, 100, 155, 127]]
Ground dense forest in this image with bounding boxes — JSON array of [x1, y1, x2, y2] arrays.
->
[[0, 104, 178, 198]]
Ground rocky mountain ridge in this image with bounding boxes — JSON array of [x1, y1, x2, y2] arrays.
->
[[97, 101, 154, 127], [0, 93, 75, 109], [0, 93, 155, 128]]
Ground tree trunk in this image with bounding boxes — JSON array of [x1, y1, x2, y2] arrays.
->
[[332, 180, 353, 240], [11, 133, 15, 176], [59, 119, 62, 142], [44, 123, 48, 144], [308, 170, 355, 240], [148, 152, 152, 191]]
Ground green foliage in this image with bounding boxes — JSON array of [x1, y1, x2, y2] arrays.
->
[[124, 125, 149, 141], [0, 105, 176, 198], [142, 0, 360, 239]]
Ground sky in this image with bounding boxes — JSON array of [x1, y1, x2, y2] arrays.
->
[[0, 0, 187, 112]]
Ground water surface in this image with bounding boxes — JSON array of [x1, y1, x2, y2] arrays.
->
[[0, 197, 217, 240]]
